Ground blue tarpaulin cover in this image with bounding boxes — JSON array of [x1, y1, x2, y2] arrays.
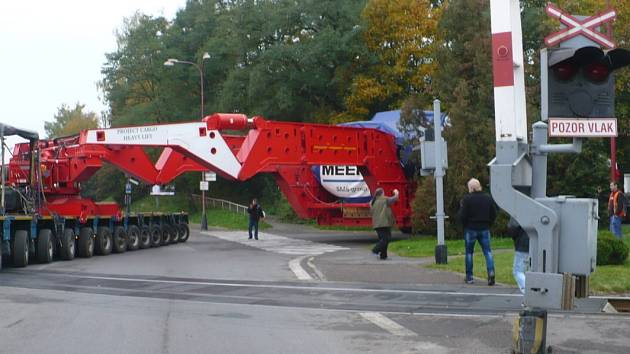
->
[[338, 110, 447, 146]]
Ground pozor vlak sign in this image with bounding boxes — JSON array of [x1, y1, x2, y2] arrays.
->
[[548, 118, 617, 138]]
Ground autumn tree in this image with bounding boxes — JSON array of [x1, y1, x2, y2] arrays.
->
[[343, 0, 441, 121]]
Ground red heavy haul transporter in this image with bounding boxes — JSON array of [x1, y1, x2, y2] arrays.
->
[[0, 113, 414, 268]]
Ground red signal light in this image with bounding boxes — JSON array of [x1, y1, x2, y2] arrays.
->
[[584, 62, 610, 82], [552, 62, 578, 81]]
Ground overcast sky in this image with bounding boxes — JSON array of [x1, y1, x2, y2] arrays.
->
[[0, 0, 185, 145]]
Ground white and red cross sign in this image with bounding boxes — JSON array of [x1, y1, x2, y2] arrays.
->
[[544, 3, 616, 49]]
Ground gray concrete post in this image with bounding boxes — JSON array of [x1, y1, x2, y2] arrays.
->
[[434, 99, 448, 264], [531, 122, 549, 199]]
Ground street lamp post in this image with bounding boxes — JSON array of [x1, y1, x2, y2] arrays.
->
[[164, 53, 211, 230]]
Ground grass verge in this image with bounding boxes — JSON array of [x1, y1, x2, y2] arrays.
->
[[405, 226, 630, 294], [426, 245, 630, 294], [389, 235, 514, 258]]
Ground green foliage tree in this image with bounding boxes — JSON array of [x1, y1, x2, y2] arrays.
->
[[44, 103, 98, 139], [100, 13, 174, 126], [98, 0, 369, 205], [428, 0, 494, 236]]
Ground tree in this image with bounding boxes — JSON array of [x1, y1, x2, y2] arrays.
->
[[100, 13, 174, 126], [98, 1, 370, 204], [343, 0, 441, 121], [428, 0, 495, 235], [205, 0, 368, 122], [44, 103, 98, 139]]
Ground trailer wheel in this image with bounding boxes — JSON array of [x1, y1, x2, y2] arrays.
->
[[59, 228, 76, 260], [12, 230, 29, 267], [127, 225, 140, 251], [166, 225, 178, 244], [78, 227, 94, 258], [177, 224, 190, 242], [112, 226, 127, 253], [95, 227, 112, 255], [149, 226, 162, 247], [139, 226, 151, 249], [36, 229, 54, 264], [161, 225, 172, 244], [159, 225, 170, 246]]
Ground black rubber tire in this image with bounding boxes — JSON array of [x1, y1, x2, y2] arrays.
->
[[159, 225, 170, 246], [139, 226, 151, 249], [178, 223, 190, 242], [95, 227, 113, 255], [167, 225, 178, 244], [12, 230, 29, 267], [149, 226, 162, 247], [59, 228, 76, 261], [127, 225, 140, 251], [77, 227, 94, 258], [168, 225, 176, 244], [36, 229, 54, 264], [112, 226, 127, 253], [174, 224, 184, 242]]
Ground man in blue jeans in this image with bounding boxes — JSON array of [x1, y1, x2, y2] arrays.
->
[[608, 182, 625, 239], [458, 178, 497, 285], [508, 218, 529, 294]]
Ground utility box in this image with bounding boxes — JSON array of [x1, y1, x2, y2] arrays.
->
[[420, 139, 448, 171], [538, 196, 598, 275]]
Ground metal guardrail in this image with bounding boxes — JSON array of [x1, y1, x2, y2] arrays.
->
[[192, 194, 248, 215]]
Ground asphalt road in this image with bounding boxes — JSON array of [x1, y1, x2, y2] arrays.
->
[[0, 225, 629, 354]]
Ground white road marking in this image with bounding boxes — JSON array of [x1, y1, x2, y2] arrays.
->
[[39, 273, 525, 298], [360, 312, 416, 337], [412, 312, 503, 319], [201, 230, 347, 256], [202, 230, 347, 280], [289, 256, 313, 280], [307, 257, 326, 281]]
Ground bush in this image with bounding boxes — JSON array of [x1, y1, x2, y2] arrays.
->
[[597, 235, 629, 265]]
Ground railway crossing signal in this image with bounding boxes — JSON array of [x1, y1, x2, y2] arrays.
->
[[541, 4, 630, 133]]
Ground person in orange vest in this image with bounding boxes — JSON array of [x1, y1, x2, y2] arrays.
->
[[608, 181, 625, 239]]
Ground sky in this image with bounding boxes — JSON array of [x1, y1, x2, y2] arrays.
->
[[0, 0, 185, 147]]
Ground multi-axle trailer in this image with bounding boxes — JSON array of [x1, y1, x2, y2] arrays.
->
[[1, 113, 415, 268], [1, 123, 190, 269]]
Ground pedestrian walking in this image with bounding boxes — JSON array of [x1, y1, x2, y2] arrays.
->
[[458, 178, 497, 285], [508, 218, 529, 294], [608, 181, 625, 239], [247, 198, 264, 240], [370, 187, 399, 260]]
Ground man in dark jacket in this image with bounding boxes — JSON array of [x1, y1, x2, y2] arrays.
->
[[508, 218, 529, 294], [458, 178, 497, 285], [247, 198, 264, 240]]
